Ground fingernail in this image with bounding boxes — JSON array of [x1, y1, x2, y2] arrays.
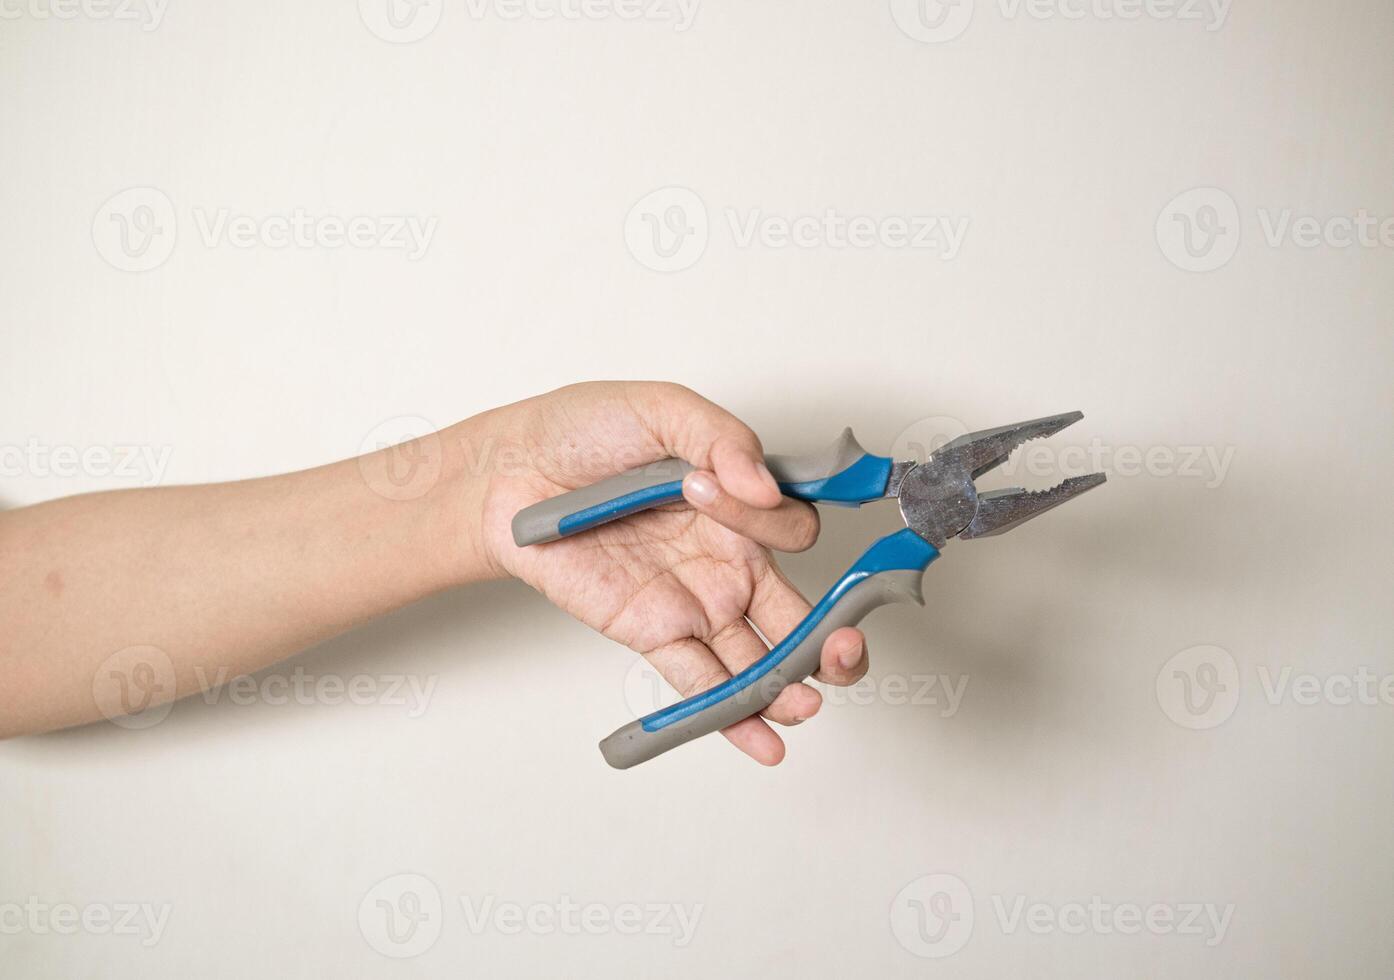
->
[[791, 716, 806, 725], [685, 471, 718, 505], [838, 640, 863, 671]]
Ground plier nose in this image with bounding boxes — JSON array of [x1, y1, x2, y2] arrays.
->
[[512, 412, 1105, 769], [893, 411, 1107, 547]]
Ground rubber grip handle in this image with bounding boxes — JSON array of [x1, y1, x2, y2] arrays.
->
[[512, 429, 891, 547], [598, 528, 940, 769]]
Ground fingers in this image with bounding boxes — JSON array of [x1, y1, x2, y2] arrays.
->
[[624, 382, 782, 509], [681, 470, 819, 552], [749, 564, 870, 685], [706, 619, 822, 726], [709, 440, 782, 510], [640, 609, 866, 767], [644, 638, 786, 766], [747, 562, 813, 645], [817, 626, 870, 686]]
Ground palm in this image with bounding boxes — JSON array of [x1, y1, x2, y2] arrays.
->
[[481, 412, 769, 659]]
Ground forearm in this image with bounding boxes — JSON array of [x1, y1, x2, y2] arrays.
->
[[0, 416, 497, 737]]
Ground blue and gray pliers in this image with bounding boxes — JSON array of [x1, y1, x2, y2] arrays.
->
[[512, 411, 1105, 769]]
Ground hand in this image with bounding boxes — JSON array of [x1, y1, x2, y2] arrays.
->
[[467, 382, 870, 766]]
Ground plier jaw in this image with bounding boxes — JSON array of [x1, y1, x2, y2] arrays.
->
[[962, 474, 1108, 540], [892, 411, 1106, 548]]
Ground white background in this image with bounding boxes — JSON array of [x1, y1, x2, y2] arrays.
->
[[2, 0, 1392, 976]]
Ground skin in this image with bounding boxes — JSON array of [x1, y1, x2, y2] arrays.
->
[[0, 382, 869, 764]]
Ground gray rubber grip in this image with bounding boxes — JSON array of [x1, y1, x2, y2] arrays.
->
[[765, 427, 871, 483], [598, 567, 925, 769], [511, 429, 872, 547]]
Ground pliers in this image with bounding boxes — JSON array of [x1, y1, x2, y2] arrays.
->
[[512, 411, 1105, 769]]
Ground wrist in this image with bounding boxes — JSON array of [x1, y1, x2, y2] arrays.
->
[[434, 412, 511, 587], [352, 412, 505, 590]]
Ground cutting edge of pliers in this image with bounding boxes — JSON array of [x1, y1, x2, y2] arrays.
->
[[511, 412, 1105, 769]]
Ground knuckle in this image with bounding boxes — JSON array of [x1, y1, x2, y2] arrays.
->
[[764, 684, 816, 724], [789, 507, 820, 551], [707, 618, 748, 648], [646, 380, 697, 404], [761, 695, 796, 721], [772, 683, 802, 707], [683, 667, 730, 698]]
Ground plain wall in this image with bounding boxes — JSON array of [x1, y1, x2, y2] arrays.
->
[[2, 0, 1391, 976]]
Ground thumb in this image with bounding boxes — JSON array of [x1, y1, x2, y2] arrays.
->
[[624, 382, 782, 509]]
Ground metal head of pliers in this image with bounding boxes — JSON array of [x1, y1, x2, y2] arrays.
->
[[884, 411, 1106, 549]]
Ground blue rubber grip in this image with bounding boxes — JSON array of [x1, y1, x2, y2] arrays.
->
[[638, 528, 939, 734], [778, 453, 893, 507], [556, 480, 685, 537]]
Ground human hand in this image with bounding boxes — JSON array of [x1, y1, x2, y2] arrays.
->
[[463, 381, 870, 766]]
